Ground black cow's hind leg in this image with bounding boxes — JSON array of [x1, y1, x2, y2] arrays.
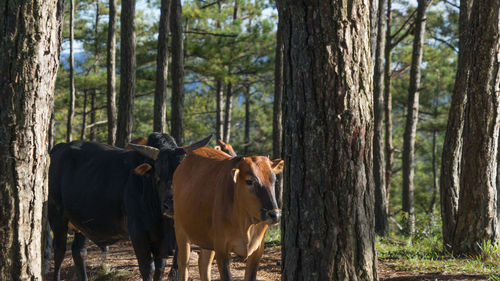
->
[[50, 217, 68, 281], [71, 232, 89, 281], [131, 236, 154, 281], [153, 257, 166, 281], [167, 248, 179, 281]]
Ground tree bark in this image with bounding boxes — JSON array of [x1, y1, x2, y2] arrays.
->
[[116, 0, 136, 148], [0, 0, 64, 279], [67, 0, 76, 143], [89, 89, 97, 141], [244, 88, 250, 155], [223, 82, 233, 143], [81, 90, 88, 140], [452, 0, 500, 255], [439, 0, 472, 250], [154, 0, 171, 133], [170, 0, 185, 145], [279, 0, 377, 280], [107, 0, 117, 145], [274, 6, 284, 208], [374, 0, 388, 236], [428, 129, 438, 214], [402, 0, 429, 236], [384, 0, 393, 208], [216, 79, 224, 140]]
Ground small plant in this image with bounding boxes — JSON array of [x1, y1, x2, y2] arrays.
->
[[478, 240, 500, 264], [91, 264, 134, 281], [265, 224, 281, 245]]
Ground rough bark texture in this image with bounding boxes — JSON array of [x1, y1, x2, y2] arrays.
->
[[273, 7, 284, 207], [428, 129, 438, 214], [402, 0, 428, 236], [170, 0, 185, 145], [452, 0, 500, 255], [374, 0, 388, 236], [384, 0, 393, 207], [116, 0, 136, 148], [154, 0, 171, 133], [0, 0, 64, 279], [216, 79, 224, 140], [439, 0, 472, 250], [67, 0, 75, 142], [279, 0, 377, 280], [223, 82, 233, 143], [107, 0, 117, 145]]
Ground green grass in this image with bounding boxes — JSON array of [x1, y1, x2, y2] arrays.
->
[[90, 264, 134, 281], [265, 224, 281, 245]]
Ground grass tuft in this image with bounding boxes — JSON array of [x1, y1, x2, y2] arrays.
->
[[91, 264, 134, 281]]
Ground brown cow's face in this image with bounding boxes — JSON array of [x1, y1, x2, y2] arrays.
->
[[233, 157, 284, 225]]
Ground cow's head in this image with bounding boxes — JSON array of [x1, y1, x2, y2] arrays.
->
[[129, 135, 213, 217], [232, 156, 284, 225], [215, 139, 237, 157]]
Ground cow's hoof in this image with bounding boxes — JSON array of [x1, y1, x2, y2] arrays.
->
[[167, 268, 178, 281]]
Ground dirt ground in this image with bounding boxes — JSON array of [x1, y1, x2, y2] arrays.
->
[[44, 241, 490, 281]]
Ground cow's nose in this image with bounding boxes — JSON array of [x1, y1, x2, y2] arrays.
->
[[267, 209, 281, 224]]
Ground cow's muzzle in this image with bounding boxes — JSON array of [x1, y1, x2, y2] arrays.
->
[[265, 208, 281, 225]]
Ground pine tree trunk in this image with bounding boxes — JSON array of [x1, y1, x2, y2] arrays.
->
[[452, 0, 500, 255], [439, 0, 472, 250], [0, 0, 64, 279], [374, 0, 388, 236], [273, 7, 284, 207], [384, 0, 393, 208], [279, 0, 377, 280], [116, 0, 136, 148], [107, 0, 117, 145], [216, 79, 224, 140], [81, 90, 88, 140], [244, 88, 250, 155], [223, 82, 233, 143], [154, 0, 171, 133], [428, 129, 438, 214], [170, 0, 185, 144], [67, 0, 76, 143], [89, 89, 97, 141], [402, 0, 428, 236]]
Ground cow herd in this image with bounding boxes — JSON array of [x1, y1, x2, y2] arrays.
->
[[47, 133, 283, 281]]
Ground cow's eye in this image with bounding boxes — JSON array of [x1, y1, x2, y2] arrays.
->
[[245, 180, 253, 185]]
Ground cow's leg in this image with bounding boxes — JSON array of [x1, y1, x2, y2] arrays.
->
[[131, 236, 154, 281], [198, 249, 215, 281], [50, 217, 68, 281], [175, 231, 191, 281], [151, 246, 166, 281], [167, 247, 179, 281], [244, 241, 265, 281], [215, 251, 233, 281], [71, 232, 89, 281]]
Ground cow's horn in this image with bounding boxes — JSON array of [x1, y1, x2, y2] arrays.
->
[[128, 144, 160, 160], [184, 134, 213, 153]]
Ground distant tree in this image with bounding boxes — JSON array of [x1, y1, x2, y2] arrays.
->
[[81, 89, 88, 140], [223, 82, 233, 143], [154, 0, 171, 133], [402, 0, 430, 236], [107, 0, 118, 145], [244, 86, 251, 155], [452, 0, 500, 255], [273, 3, 284, 207], [440, 0, 471, 250], [384, 0, 393, 208], [117, 0, 136, 148], [170, 0, 185, 144], [89, 1, 100, 142], [0, 0, 64, 279], [279, 0, 377, 279], [67, 0, 76, 142], [216, 79, 224, 140]]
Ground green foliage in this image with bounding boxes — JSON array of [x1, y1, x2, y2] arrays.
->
[[264, 224, 281, 245], [91, 264, 134, 281]]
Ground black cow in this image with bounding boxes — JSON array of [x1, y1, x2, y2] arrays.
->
[[48, 133, 211, 281]]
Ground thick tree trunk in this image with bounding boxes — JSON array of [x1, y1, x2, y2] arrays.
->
[[154, 0, 171, 133], [81, 90, 88, 140], [0, 0, 64, 279], [279, 0, 377, 280], [402, 0, 428, 236], [89, 89, 97, 141], [67, 0, 75, 142], [216, 79, 224, 140], [170, 0, 185, 144], [223, 82, 233, 143], [452, 0, 500, 255], [273, 8, 284, 208], [107, 0, 117, 145], [384, 0, 393, 208], [374, 0, 388, 236], [244, 88, 250, 155], [116, 0, 136, 148], [439, 0, 472, 250]]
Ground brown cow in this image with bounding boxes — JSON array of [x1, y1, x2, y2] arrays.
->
[[214, 139, 237, 157], [173, 147, 283, 281]]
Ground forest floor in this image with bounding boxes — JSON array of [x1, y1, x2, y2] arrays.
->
[[44, 240, 495, 281]]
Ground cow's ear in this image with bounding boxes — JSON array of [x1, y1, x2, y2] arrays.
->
[[134, 163, 153, 176], [231, 168, 240, 183], [271, 159, 284, 174]]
